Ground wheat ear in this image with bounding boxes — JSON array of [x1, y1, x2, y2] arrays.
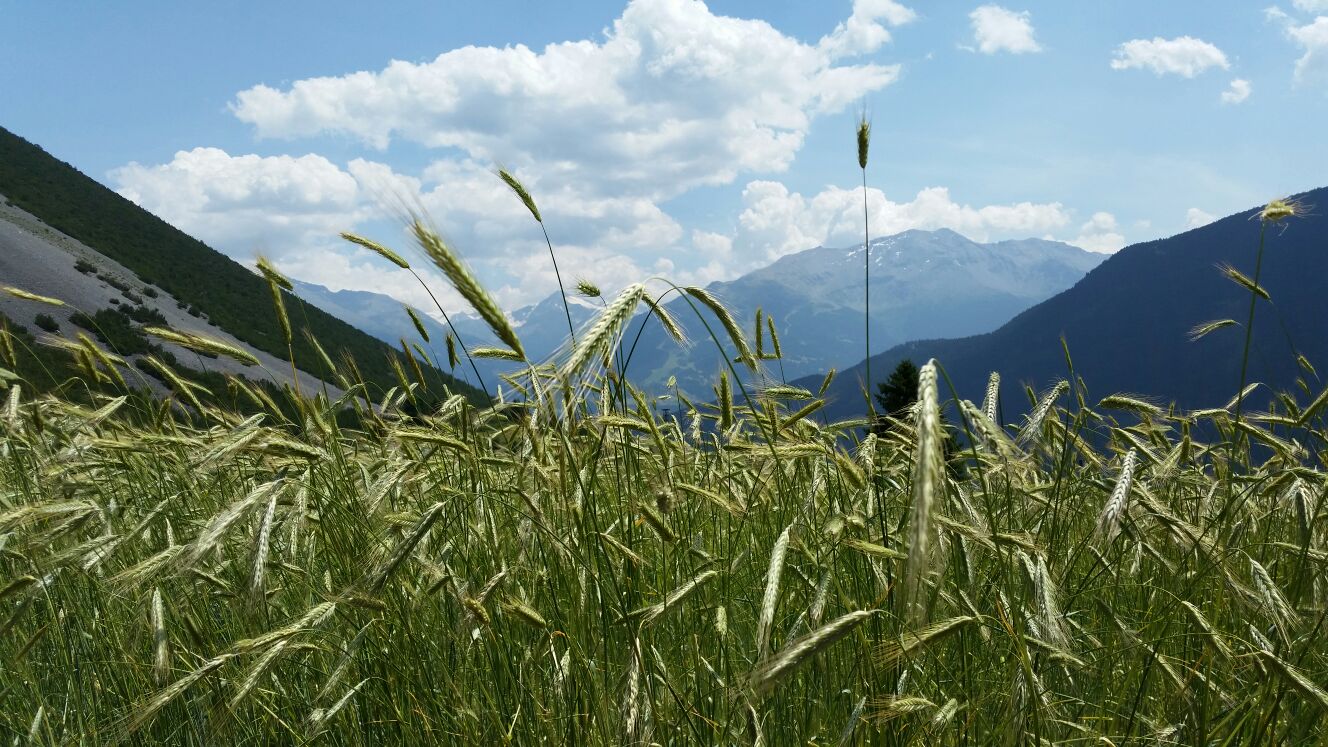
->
[[756, 525, 792, 659], [748, 609, 876, 696], [411, 220, 524, 360], [902, 359, 944, 625], [683, 286, 754, 368], [1093, 449, 1137, 546], [561, 283, 644, 380]]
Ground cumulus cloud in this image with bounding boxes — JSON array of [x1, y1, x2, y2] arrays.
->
[[1287, 16, 1328, 85], [818, 0, 916, 57], [1185, 207, 1216, 229], [1110, 36, 1229, 77], [114, 0, 922, 310], [968, 5, 1042, 55], [112, 148, 365, 251], [230, 0, 906, 200], [734, 181, 1073, 263], [1068, 212, 1125, 254], [109, 148, 473, 312], [1220, 78, 1252, 103]]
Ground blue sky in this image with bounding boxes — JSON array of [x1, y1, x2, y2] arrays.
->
[[4, 0, 1327, 313]]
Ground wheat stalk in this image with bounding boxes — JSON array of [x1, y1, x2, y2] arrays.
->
[[756, 525, 792, 659], [562, 283, 644, 381], [411, 220, 524, 360], [902, 359, 945, 625], [1093, 449, 1138, 546], [748, 609, 876, 696]]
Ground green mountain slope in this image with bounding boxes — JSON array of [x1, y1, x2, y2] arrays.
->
[[0, 125, 483, 403]]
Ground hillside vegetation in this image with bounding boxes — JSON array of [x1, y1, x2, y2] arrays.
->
[[0, 126, 483, 404], [3, 203, 1328, 744]]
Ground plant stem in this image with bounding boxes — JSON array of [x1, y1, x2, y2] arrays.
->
[[539, 221, 577, 346], [862, 166, 873, 416]]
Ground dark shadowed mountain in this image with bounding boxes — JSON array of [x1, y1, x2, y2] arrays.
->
[[795, 188, 1328, 422]]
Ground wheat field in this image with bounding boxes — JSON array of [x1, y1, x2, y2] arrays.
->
[[2, 209, 1327, 744]]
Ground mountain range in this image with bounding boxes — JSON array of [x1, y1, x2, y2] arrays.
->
[[7, 121, 1323, 429], [293, 229, 1104, 398]]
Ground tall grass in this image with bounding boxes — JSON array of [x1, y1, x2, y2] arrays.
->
[[1, 153, 1325, 746]]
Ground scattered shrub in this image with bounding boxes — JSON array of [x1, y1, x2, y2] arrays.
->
[[69, 308, 152, 356], [33, 313, 59, 333], [123, 305, 167, 326], [98, 273, 131, 293]]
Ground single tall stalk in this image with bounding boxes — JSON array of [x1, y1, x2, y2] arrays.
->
[[857, 113, 873, 416], [1231, 221, 1269, 432], [500, 169, 577, 346], [1232, 201, 1298, 456], [1219, 197, 1298, 520]]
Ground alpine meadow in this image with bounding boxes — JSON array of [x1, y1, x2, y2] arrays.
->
[[3, 1, 1328, 745]]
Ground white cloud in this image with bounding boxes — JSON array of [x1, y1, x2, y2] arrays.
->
[[818, 0, 916, 58], [112, 148, 365, 251], [116, 0, 920, 310], [109, 148, 474, 313], [968, 5, 1042, 55], [1185, 207, 1216, 229], [1110, 36, 1229, 77], [110, 146, 721, 310], [734, 181, 1073, 263], [1293, 0, 1328, 11], [230, 0, 905, 200], [1287, 16, 1328, 85], [1069, 212, 1125, 254], [1220, 78, 1252, 103]]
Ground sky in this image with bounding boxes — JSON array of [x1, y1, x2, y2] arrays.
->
[[3, 0, 1327, 316]]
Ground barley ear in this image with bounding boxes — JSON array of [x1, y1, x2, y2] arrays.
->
[[498, 169, 541, 223], [901, 359, 945, 625], [756, 525, 792, 659], [341, 232, 411, 269], [411, 220, 524, 360]]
